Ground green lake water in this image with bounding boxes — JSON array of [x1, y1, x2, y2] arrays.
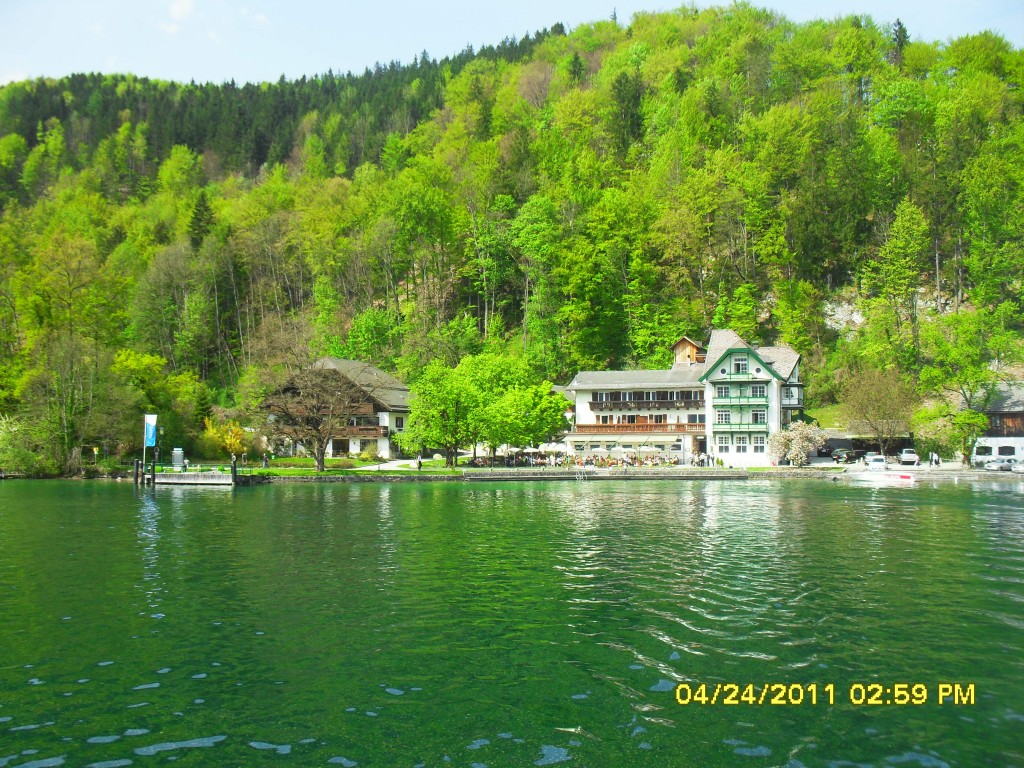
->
[[0, 477, 1022, 767]]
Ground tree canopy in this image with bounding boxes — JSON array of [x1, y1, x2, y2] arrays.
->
[[1, 6, 1022, 471]]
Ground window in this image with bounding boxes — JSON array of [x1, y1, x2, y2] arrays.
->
[[752, 410, 768, 425], [600, 415, 611, 424], [624, 414, 637, 424], [998, 446, 1016, 456], [653, 414, 667, 424], [396, 416, 404, 430], [784, 387, 794, 398], [687, 414, 699, 424], [717, 435, 730, 453], [733, 356, 748, 374], [716, 385, 730, 398], [753, 436, 766, 453], [735, 435, 748, 453], [752, 385, 766, 398], [975, 446, 992, 456], [716, 410, 731, 424]]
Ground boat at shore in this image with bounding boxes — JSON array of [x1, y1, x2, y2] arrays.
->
[[850, 455, 916, 484], [851, 470, 916, 484]]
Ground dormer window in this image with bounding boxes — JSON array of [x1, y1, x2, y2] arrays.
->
[[733, 356, 748, 374]]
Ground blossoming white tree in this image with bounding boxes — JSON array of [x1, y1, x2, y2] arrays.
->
[[767, 421, 827, 467]]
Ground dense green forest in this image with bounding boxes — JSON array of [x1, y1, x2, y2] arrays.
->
[[0, 4, 1022, 473]]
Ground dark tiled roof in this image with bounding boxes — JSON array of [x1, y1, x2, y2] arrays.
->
[[314, 358, 409, 411], [702, 329, 749, 371], [568, 368, 704, 390], [987, 381, 1024, 412], [756, 346, 800, 379]]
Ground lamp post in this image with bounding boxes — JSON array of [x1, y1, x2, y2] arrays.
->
[[154, 426, 164, 468]]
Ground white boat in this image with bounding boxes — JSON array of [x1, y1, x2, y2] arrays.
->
[[851, 455, 916, 484], [852, 470, 916, 484]]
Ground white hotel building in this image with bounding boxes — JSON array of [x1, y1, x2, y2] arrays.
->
[[566, 330, 803, 468]]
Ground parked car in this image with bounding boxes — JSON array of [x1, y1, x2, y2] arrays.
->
[[899, 448, 920, 466], [983, 458, 1019, 472], [832, 448, 857, 464], [865, 455, 888, 471], [1011, 462, 1024, 474]]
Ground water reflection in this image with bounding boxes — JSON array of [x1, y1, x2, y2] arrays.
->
[[136, 491, 163, 619], [0, 478, 1021, 766]]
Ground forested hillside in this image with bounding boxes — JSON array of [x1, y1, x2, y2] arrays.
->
[[1, 5, 1022, 473]]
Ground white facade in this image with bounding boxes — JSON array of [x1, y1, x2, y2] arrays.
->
[[567, 331, 802, 468], [567, 383, 707, 458], [968, 381, 1024, 466], [701, 352, 784, 467]]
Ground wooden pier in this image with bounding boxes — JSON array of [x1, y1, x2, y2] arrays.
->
[[133, 460, 267, 486]]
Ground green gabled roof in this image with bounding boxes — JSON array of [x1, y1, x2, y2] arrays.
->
[[699, 347, 785, 382]]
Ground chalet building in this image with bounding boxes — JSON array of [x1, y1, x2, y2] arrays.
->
[[315, 358, 409, 460], [566, 330, 803, 467], [972, 381, 1024, 464]]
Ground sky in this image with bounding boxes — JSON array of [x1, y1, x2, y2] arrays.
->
[[1, 0, 1022, 87]]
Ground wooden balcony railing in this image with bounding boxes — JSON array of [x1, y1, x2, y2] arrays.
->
[[590, 399, 704, 411], [335, 425, 389, 438], [573, 423, 705, 434]]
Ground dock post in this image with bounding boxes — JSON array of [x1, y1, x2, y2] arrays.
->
[[149, 462, 155, 486], [231, 459, 238, 486], [134, 460, 140, 485]]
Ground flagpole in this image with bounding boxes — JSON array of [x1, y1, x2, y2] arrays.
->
[[142, 419, 147, 469]]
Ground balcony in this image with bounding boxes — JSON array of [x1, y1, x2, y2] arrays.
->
[[711, 422, 769, 433], [781, 395, 804, 408], [711, 396, 768, 406], [590, 399, 704, 411], [574, 423, 705, 434], [335, 425, 389, 439], [708, 371, 766, 381]]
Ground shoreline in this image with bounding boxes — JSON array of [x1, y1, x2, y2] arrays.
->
[[4, 465, 1020, 485]]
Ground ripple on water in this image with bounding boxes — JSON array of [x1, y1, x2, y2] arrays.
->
[[134, 735, 226, 755], [534, 745, 571, 765], [882, 752, 951, 767], [250, 742, 291, 755], [84, 761, 133, 768]]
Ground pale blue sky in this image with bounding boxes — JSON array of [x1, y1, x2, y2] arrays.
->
[[2, 1, 1021, 86]]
